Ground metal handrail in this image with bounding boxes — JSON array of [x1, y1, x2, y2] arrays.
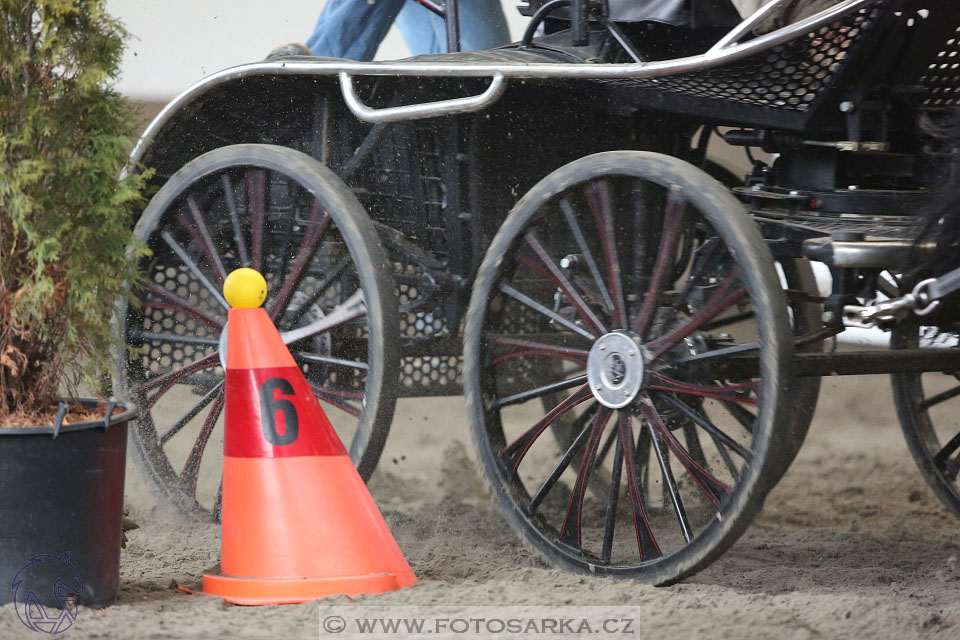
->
[[340, 71, 506, 122], [126, 0, 877, 168]]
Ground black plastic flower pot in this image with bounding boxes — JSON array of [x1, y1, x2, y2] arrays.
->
[[0, 398, 137, 609]]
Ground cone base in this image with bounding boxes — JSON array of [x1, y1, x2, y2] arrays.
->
[[202, 571, 403, 606]]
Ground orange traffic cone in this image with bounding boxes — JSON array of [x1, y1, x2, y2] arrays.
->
[[202, 268, 416, 605]]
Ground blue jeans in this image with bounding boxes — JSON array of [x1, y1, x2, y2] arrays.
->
[[306, 0, 509, 61]]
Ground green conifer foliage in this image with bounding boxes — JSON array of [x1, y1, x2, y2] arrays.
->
[[0, 0, 149, 420]]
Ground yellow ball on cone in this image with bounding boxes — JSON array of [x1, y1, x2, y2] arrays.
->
[[223, 268, 267, 309]]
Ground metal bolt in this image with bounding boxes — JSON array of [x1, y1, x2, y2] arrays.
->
[[627, 350, 635, 356], [624, 390, 630, 396], [822, 310, 835, 323], [847, 185, 859, 190], [839, 100, 855, 112], [599, 345, 606, 350]]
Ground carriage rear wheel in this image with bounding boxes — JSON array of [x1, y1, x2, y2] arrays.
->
[[464, 151, 796, 583], [892, 325, 960, 519], [120, 144, 398, 520]]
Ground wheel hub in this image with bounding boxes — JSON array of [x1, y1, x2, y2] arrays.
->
[[587, 332, 645, 409]]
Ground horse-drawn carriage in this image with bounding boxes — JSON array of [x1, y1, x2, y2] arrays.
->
[[121, 0, 960, 584]]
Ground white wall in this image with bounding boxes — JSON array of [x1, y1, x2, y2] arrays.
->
[[106, 0, 529, 102]]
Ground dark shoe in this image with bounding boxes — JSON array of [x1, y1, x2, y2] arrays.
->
[[266, 42, 312, 60]]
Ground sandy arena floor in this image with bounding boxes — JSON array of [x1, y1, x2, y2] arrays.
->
[[2, 374, 959, 639]]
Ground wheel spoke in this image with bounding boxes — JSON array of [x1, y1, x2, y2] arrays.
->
[[559, 407, 614, 549], [501, 384, 593, 471], [128, 331, 219, 347], [221, 174, 249, 266], [498, 284, 595, 342], [492, 375, 588, 410], [284, 255, 353, 327], [650, 373, 759, 406], [160, 230, 229, 310], [519, 232, 606, 337], [640, 402, 730, 507], [584, 180, 627, 328], [721, 401, 757, 434], [280, 289, 365, 344], [934, 429, 960, 474], [559, 198, 615, 318], [491, 335, 589, 367], [308, 382, 362, 417], [657, 392, 752, 461], [632, 187, 687, 336], [137, 352, 221, 394], [649, 269, 746, 358], [617, 412, 661, 560], [143, 285, 225, 330], [647, 420, 693, 543], [180, 386, 225, 495], [185, 196, 228, 283], [528, 404, 599, 514], [919, 384, 960, 411], [246, 169, 266, 271], [158, 382, 224, 446], [269, 204, 331, 320], [293, 351, 369, 370], [600, 427, 624, 564]]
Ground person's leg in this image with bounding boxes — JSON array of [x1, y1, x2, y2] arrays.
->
[[458, 0, 510, 52], [396, 0, 510, 55], [306, 0, 407, 61], [395, 2, 444, 56]]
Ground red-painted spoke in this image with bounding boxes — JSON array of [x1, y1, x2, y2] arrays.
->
[[185, 197, 228, 284], [159, 382, 223, 446], [501, 385, 594, 472], [144, 285, 224, 330], [143, 360, 221, 413], [632, 188, 688, 336], [528, 404, 599, 514], [617, 412, 661, 560], [657, 392, 752, 462], [519, 232, 606, 337], [649, 269, 746, 359], [490, 336, 589, 367], [649, 373, 759, 406], [268, 203, 331, 321], [246, 169, 266, 271], [641, 402, 730, 507], [137, 352, 220, 394], [180, 386, 225, 495], [585, 181, 627, 329], [309, 383, 362, 417], [559, 407, 614, 549]]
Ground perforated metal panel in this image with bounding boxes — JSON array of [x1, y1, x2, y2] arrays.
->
[[597, 5, 880, 112], [919, 24, 960, 106]]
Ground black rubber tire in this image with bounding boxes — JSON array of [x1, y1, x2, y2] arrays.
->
[[891, 326, 960, 519], [464, 151, 796, 584], [119, 144, 398, 520]]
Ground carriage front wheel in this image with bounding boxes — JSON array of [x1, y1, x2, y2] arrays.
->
[[464, 151, 796, 583], [120, 144, 398, 520]]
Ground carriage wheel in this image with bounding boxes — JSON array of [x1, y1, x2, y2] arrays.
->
[[120, 144, 398, 520], [464, 151, 796, 583], [892, 325, 960, 519]]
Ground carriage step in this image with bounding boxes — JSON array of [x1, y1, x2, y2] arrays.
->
[[802, 234, 930, 268]]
